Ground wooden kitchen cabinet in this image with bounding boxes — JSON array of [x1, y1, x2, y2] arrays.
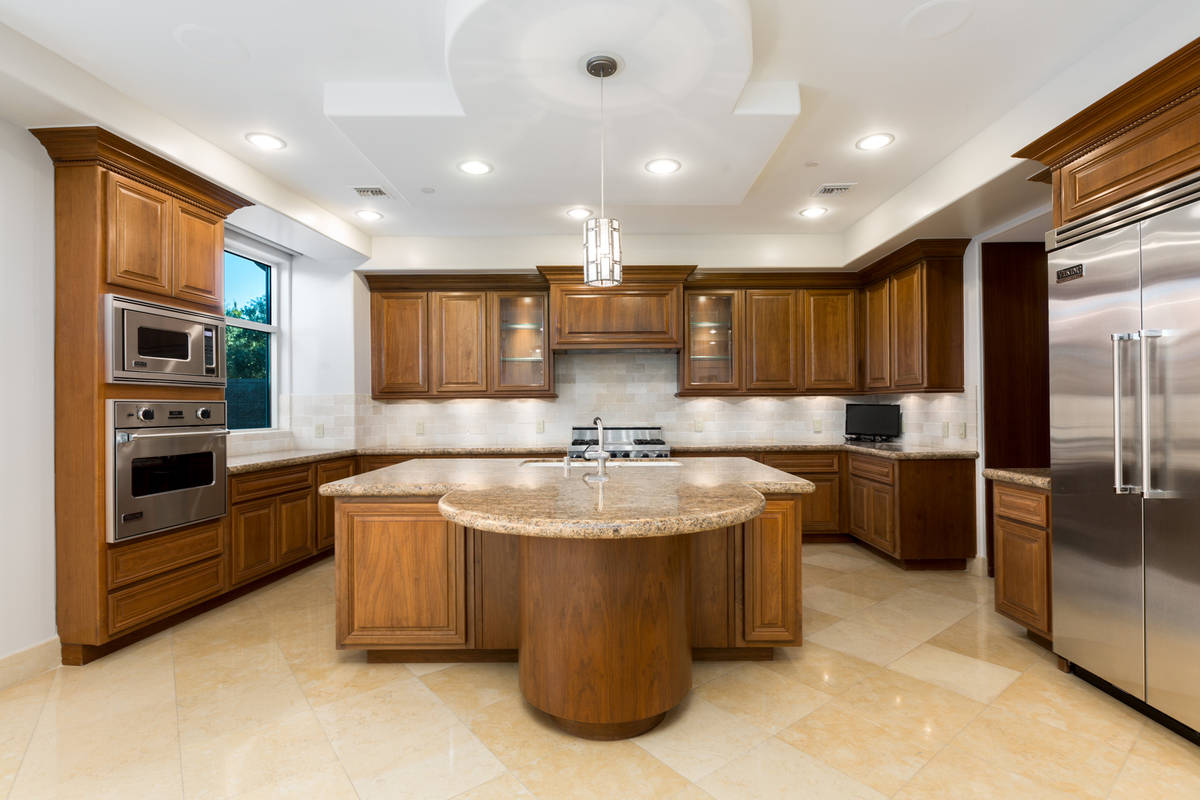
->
[[105, 171, 172, 295], [316, 458, 358, 550], [890, 264, 926, 388], [761, 452, 843, 534], [539, 265, 691, 350], [230, 497, 278, 585], [229, 464, 318, 586], [690, 527, 735, 648], [744, 290, 800, 392], [337, 502, 469, 648], [863, 279, 891, 389], [803, 289, 857, 391], [371, 291, 430, 396], [432, 292, 488, 394], [681, 290, 740, 391], [171, 200, 224, 306], [277, 489, 316, 565], [473, 530, 520, 650], [491, 292, 552, 394], [991, 481, 1052, 638], [741, 499, 800, 644]]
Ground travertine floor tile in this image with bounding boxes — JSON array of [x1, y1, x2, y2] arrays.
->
[[802, 550, 880, 573], [350, 722, 505, 800], [777, 703, 935, 796], [802, 585, 880, 617], [421, 662, 521, 724], [888, 643, 1020, 703], [829, 669, 985, 748], [802, 605, 842, 634], [633, 694, 771, 781], [953, 705, 1127, 798], [1131, 719, 1200, 773], [927, 606, 1051, 672], [821, 570, 911, 601], [229, 764, 358, 799], [847, 588, 979, 642], [806, 617, 924, 666], [759, 641, 881, 696], [0, 672, 55, 798], [690, 660, 739, 688], [449, 771, 535, 799], [799, 563, 846, 587], [694, 662, 832, 733], [698, 736, 886, 800], [1107, 751, 1200, 800], [894, 743, 1078, 799]]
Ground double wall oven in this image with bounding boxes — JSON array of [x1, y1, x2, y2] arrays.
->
[[105, 295, 230, 542]]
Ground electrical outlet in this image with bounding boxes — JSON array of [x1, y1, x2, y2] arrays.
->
[[941, 421, 950, 438], [416, 421, 425, 435], [536, 419, 545, 434], [694, 419, 704, 433], [958, 422, 967, 439], [813, 418, 823, 433], [314, 423, 325, 439]]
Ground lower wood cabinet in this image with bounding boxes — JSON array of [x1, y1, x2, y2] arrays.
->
[[992, 482, 1052, 638], [316, 458, 357, 550], [848, 475, 896, 555], [336, 502, 468, 648], [229, 464, 317, 587], [742, 499, 800, 644], [762, 453, 842, 534], [277, 489, 315, 565], [230, 497, 278, 585], [108, 557, 225, 636]]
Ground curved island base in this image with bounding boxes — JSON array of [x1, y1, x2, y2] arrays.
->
[[519, 534, 691, 739]]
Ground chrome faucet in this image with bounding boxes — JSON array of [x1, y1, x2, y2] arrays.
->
[[583, 415, 610, 476]]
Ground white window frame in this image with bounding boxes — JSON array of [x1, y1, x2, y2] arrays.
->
[[223, 233, 291, 432]]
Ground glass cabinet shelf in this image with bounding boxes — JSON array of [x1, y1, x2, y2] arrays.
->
[[689, 355, 732, 360], [689, 321, 731, 327], [500, 356, 545, 362], [501, 323, 544, 330]]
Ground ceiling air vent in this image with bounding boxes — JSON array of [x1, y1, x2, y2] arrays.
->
[[353, 186, 390, 199], [813, 182, 857, 197]]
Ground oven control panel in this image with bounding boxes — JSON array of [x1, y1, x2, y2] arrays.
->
[[112, 400, 227, 429]]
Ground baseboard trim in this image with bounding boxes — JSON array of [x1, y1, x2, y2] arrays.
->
[[0, 636, 60, 691]]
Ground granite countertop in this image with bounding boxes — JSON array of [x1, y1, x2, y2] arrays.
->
[[321, 457, 813, 539], [228, 440, 977, 475], [982, 467, 1051, 490]]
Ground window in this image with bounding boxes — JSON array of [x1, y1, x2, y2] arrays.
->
[[224, 250, 277, 429]]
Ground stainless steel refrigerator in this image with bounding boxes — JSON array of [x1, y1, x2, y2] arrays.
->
[[1048, 171, 1200, 732]]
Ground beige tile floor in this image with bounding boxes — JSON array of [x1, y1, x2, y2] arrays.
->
[[1, 541, 1197, 799]]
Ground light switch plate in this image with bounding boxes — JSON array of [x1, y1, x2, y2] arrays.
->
[[416, 421, 425, 435], [314, 423, 325, 439], [813, 418, 823, 433], [958, 422, 967, 439], [941, 421, 950, 438], [694, 419, 704, 432], [536, 420, 545, 433]]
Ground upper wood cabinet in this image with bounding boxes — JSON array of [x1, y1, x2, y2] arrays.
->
[[863, 279, 891, 389], [890, 264, 926, 388], [539, 265, 692, 350], [744, 290, 800, 392], [681, 290, 740, 392], [803, 289, 857, 392], [432, 292, 488, 394], [367, 278, 554, 399], [105, 172, 172, 295], [371, 291, 429, 395], [1015, 39, 1200, 226], [172, 200, 225, 306]]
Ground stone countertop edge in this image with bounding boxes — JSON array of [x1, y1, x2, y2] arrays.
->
[[982, 467, 1051, 490], [228, 441, 979, 474]]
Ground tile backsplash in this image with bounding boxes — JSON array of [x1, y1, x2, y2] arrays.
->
[[229, 353, 977, 455]]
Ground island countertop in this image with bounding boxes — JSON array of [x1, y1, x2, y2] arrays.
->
[[320, 457, 814, 538]]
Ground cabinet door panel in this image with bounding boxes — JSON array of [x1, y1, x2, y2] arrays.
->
[[994, 517, 1051, 635], [105, 172, 171, 294], [475, 530, 519, 650], [551, 285, 681, 348], [803, 289, 857, 391], [278, 489, 315, 565], [744, 290, 799, 392], [691, 527, 733, 647], [890, 264, 926, 388], [230, 498, 277, 585], [432, 292, 488, 393], [683, 291, 741, 391], [491, 292, 551, 393], [371, 292, 428, 394], [864, 280, 891, 389], [848, 477, 870, 538], [316, 459, 357, 550], [800, 474, 842, 533], [172, 200, 224, 306], [743, 500, 799, 643], [868, 482, 896, 555], [338, 503, 467, 646]]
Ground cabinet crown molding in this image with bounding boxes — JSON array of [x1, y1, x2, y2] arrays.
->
[[363, 272, 548, 292], [537, 265, 697, 284], [1013, 36, 1200, 169], [857, 238, 970, 284], [30, 126, 251, 217]]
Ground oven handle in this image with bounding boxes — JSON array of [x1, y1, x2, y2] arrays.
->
[[117, 429, 229, 444]]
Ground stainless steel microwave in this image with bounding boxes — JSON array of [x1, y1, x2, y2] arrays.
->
[[105, 295, 225, 386]]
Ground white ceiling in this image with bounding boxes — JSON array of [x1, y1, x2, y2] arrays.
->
[[0, 0, 1158, 237]]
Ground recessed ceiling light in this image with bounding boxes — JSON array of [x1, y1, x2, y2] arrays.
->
[[855, 133, 895, 151], [355, 209, 383, 222], [458, 160, 493, 175], [565, 207, 593, 220], [245, 132, 286, 151], [799, 207, 829, 218], [645, 158, 681, 175]]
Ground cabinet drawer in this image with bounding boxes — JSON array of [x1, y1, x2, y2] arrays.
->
[[229, 464, 313, 504], [762, 452, 840, 474], [358, 455, 409, 472], [848, 454, 894, 484], [107, 556, 225, 635], [994, 483, 1049, 528], [107, 519, 224, 589]]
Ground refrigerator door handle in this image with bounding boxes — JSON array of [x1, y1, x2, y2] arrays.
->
[[1140, 329, 1170, 498], [1113, 332, 1138, 494]]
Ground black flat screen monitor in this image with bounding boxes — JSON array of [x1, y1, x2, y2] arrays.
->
[[845, 404, 901, 439]]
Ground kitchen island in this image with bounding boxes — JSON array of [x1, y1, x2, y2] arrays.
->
[[321, 456, 814, 739]]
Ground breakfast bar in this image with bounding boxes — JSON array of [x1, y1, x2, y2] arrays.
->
[[321, 456, 814, 739]]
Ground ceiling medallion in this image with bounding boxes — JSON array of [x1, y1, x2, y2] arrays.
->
[[583, 55, 622, 288]]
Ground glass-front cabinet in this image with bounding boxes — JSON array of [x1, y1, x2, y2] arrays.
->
[[491, 292, 552, 393], [682, 290, 740, 391]]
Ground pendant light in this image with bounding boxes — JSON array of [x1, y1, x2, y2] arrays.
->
[[583, 55, 622, 287]]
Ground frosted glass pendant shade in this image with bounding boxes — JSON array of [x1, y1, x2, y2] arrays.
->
[[584, 217, 622, 287]]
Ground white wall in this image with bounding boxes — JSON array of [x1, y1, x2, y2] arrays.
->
[[0, 120, 56, 660]]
